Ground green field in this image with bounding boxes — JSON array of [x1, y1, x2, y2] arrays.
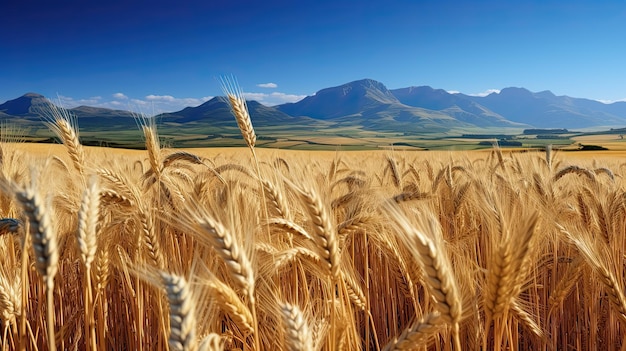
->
[[6, 120, 626, 151]]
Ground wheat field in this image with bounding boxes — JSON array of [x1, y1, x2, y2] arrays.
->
[[2, 97, 626, 350]]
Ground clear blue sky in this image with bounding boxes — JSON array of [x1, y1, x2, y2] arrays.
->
[[2, 0, 625, 112]]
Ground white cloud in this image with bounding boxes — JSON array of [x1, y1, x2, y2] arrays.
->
[[56, 95, 103, 108], [597, 98, 626, 104], [242, 91, 306, 106], [447, 90, 461, 94], [257, 82, 278, 89], [468, 89, 501, 97], [50, 94, 214, 114], [146, 94, 176, 102], [137, 95, 213, 113], [48, 89, 306, 115]]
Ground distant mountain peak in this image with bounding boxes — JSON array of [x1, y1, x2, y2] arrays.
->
[[278, 78, 400, 119], [316, 78, 392, 96], [0, 92, 49, 115]]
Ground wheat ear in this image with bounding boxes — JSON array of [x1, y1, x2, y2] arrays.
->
[[15, 179, 58, 351], [77, 177, 99, 268], [548, 256, 583, 314], [0, 273, 20, 326], [563, 227, 626, 324], [183, 203, 259, 348], [139, 208, 164, 269], [385, 204, 462, 347], [545, 144, 552, 168], [341, 271, 367, 311], [0, 271, 20, 351], [262, 179, 291, 219], [267, 217, 314, 242], [274, 247, 321, 271], [37, 101, 85, 176], [55, 118, 85, 175], [297, 186, 340, 279], [484, 213, 538, 319], [161, 272, 198, 351], [386, 156, 401, 188], [206, 279, 254, 334], [198, 333, 223, 351], [142, 124, 162, 180], [191, 213, 254, 298], [220, 76, 256, 148], [77, 177, 99, 351], [553, 165, 596, 182], [382, 312, 443, 351], [281, 303, 314, 351]]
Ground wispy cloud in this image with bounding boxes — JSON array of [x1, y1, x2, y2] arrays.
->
[[47, 89, 305, 114], [468, 89, 501, 97], [257, 82, 278, 88], [54, 94, 213, 114], [243, 91, 306, 105], [57, 95, 103, 107], [146, 94, 176, 102], [138, 95, 213, 113], [447, 90, 461, 94]]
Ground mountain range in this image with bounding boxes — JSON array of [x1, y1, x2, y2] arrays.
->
[[3, 79, 626, 138]]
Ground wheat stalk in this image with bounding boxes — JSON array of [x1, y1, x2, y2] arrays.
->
[[92, 242, 109, 351]]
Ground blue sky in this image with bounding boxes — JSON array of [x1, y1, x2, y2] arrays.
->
[[2, 0, 625, 113]]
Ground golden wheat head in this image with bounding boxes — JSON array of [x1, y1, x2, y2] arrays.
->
[[220, 76, 256, 148]]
